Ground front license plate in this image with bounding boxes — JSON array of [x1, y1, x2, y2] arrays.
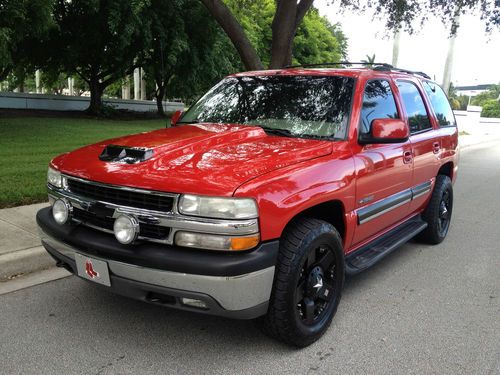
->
[[75, 253, 111, 287]]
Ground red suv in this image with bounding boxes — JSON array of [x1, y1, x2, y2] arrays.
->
[[37, 64, 459, 347]]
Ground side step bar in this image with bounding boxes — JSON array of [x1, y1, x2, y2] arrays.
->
[[345, 216, 428, 275]]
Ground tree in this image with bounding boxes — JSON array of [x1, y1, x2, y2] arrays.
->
[[223, 0, 348, 67], [0, 0, 53, 82], [471, 84, 500, 117], [200, 0, 500, 70], [139, 0, 238, 115], [44, 0, 147, 114]]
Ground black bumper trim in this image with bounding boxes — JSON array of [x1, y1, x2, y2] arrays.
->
[[37, 207, 279, 277], [44, 243, 268, 319]]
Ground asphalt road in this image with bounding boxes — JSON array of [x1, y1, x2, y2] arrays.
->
[[1, 141, 499, 375]]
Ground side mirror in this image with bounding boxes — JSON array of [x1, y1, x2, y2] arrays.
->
[[359, 118, 409, 144], [170, 110, 184, 127]]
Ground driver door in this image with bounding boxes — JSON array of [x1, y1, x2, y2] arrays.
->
[[351, 79, 413, 247]]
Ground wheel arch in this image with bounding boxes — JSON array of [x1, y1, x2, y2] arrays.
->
[[438, 161, 454, 179], [282, 200, 347, 243]]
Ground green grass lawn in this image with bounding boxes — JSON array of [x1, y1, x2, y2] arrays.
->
[[0, 116, 167, 208]]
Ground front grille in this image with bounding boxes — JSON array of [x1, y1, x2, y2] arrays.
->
[[73, 208, 171, 240], [67, 178, 174, 212]]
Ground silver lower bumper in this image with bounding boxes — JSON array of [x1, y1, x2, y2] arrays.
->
[[39, 226, 275, 313]]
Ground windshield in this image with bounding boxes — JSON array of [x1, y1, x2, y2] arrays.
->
[[180, 75, 355, 139]]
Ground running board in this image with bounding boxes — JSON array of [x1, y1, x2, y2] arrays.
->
[[345, 217, 428, 275]]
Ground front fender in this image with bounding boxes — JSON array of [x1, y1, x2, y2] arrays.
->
[[234, 147, 356, 243]]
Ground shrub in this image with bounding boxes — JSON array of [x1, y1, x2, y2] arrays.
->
[[481, 99, 500, 118]]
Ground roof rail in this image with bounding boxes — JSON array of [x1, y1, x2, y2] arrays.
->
[[372, 65, 431, 79], [285, 62, 393, 69], [285, 61, 431, 80]]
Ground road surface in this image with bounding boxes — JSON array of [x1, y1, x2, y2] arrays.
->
[[1, 141, 499, 375]]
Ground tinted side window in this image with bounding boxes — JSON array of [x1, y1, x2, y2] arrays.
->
[[360, 80, 399, 134], [397, 81, 432, 133], [423, 81, 457, 127]]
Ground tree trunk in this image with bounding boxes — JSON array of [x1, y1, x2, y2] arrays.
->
[[269, 0, 314, 69], [156, 84, 166, 116], [88, 78, 104, 115], [200, 0, 264, 70]]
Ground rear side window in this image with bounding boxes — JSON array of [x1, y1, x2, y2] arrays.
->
[[360, 80, 399, 134], [423, 81, 457, 127], [397, 81, 432, 133]]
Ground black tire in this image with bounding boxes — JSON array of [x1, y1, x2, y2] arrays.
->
[[258, 218, 345, 347], [418, 175, 453, 244]]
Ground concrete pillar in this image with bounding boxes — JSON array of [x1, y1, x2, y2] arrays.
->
[[392, 29, 401, 67], [442, 14, 460, 95], [133, 68, 140, 100], [122, 76, 130, 100], [35, 70, 41, 94], [68, 77, 74, 96], [140, 68, 146, 100]]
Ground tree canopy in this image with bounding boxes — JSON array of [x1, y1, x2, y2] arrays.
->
[[202, 0, 500, 70], [0, 0, 53, 81], [1, 0, 498, 115]]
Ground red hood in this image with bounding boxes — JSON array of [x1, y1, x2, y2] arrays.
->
[[51, 123, 332, 196]]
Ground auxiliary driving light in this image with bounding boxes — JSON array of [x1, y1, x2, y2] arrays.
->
[[52, 199, 72, 225], [113, 214, 139, 244]]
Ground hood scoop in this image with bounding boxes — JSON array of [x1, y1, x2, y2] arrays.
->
[[99, 145, 153, 164]]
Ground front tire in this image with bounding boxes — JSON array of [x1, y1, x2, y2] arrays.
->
[[418, 175, 453, 244], [259, 218, 344, 347]]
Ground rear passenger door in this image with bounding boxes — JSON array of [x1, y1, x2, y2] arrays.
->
[[422, 81, 459, 168], [396, 80, 439, 212], [352, 79, 413, 246]]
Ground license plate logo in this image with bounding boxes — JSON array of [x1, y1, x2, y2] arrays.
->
[[75, 253, 111, 287], [85, 259, 99, 279]]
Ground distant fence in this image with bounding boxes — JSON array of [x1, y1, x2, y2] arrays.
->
[[0, 92, 184, 113]]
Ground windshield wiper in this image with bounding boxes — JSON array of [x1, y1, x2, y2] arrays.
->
[[176, 119, 199, 124], [259, 126, 295, 138]]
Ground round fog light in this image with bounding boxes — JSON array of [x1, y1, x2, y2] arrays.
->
[[52, 199, 72, 225], [113, 214, 139, 244]]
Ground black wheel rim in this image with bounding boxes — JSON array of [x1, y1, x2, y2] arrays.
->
[[295, 245, 338, 325], [438, 188, 451, 236]]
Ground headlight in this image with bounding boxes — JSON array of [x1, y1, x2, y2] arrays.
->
[[175, 231, 260, 251], [52, 199, 72, 225], [47, 167, 62, 188], [178, 195, 258, 219]]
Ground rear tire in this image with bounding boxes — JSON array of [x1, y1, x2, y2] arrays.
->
[[418, 175, 453, 244], [258, 218, 344, 347]]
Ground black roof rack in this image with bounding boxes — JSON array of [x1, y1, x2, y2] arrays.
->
[[285, 61, 431, 80], [285, 61, 393, 69], [372, 65, 431, 79]]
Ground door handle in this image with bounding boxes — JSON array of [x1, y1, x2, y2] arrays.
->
[[403, 151, 413, 164], [433, 142, 440, 154]]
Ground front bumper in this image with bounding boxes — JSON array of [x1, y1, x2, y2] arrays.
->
[[37, 207, 278, 319]]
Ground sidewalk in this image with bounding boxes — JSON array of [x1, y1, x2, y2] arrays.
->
[[0, 203, 55, 281]]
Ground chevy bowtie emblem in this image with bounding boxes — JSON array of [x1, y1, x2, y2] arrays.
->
[[85, 260, 99, 279]]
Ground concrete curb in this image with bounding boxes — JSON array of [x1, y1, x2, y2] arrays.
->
[[0, 267, 70, 295], [0, 246, 56, 281]]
